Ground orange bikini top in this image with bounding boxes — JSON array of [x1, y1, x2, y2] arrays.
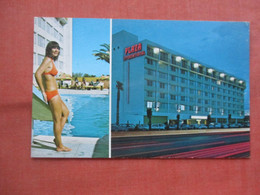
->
[[44, 58, 58, 76]]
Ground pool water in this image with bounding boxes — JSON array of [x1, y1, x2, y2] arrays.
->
[[33, 94, 109, 138]]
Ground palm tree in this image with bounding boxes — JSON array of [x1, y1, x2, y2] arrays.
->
[[92, 43, 110, 63], [116, 81, 123, 125]]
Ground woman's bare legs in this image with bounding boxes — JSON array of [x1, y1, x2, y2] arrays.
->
[[49, 95, 71, 152]]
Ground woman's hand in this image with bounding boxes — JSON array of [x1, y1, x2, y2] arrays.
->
[[42, 91, 48, 103]]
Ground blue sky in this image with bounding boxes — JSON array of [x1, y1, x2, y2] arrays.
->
[[112, 19, 250, 112], [72, 18, 110, 76]]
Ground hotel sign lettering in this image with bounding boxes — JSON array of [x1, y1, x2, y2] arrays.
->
[[124, 43, 145, 61]]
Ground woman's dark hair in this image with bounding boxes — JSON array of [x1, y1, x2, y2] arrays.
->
[[45, 41, 60, 61]]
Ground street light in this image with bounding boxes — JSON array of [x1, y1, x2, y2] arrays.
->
[[147, 102, 153, 130], [177, 105, 181, 130], [147, 101, 160, 130]]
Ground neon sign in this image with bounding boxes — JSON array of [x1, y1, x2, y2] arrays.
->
[[124, 43, 145, 61]]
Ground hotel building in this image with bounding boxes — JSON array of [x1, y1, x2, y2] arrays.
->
[[33, 17, 72, 76], [112, 30, 246, 125]]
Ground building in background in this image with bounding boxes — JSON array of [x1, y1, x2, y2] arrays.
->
[[112, 30, 246, 125], [33, 17, 72, 78]]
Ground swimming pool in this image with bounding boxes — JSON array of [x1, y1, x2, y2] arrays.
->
[[33, 94, 109, 138]]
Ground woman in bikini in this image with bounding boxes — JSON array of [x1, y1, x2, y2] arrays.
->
[[35, 41, 71, 152]]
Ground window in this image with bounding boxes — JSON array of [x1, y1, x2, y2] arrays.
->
[[147, 80, 154, 86], [181, 60, 188, 68], [205, 92, 208, 97], [33, 53, 36, 66], [205, 100, 209, 104], [170, 85, 177, 91], [37, 54, 44, 66], [181, 96, 186, 101], [181, 87, 186, 93], [190, 97, 194, 102], [159, 82, 166, 89], [159, 72, 167, 79], [147, 58, 154, 65], [181, 69, 186, 75], [198, 99, 202, 103], [59, 61, 63, 70], [60, 48, 64, 56], [46, 23, 52, 34], [54, 29, 59, 39], [198, 75, 202, 80], [190, 72, 195, 78], [189, 106, 194, 111], [181, 78, 187, 84], [59, 33, 63, 43], [160, 52, 168, 62], [159, 63, 167, 70], [171, 55, 177, 64], [147, 46, 154, 57], [170, 66, 176, 72], [190, 89, 194, 94], [37, 34, 45, 48], [146, 91, 153, 97], [198, 90, 201, 96], [160, 93, 165, 99], [34, 33, 37, 44], [170, 95, 176, 100], [190, 80, 194, 86], [38, 17, 45, 30], [146, 68, 155, 76], [171, 75, 176, 81]]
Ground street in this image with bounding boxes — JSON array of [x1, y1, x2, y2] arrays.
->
[[111, 129, 250, 158]]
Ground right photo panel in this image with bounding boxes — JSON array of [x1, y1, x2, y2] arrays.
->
[[111, 19, 250, 158]]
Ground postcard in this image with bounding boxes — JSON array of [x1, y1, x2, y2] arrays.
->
[[30, 18, 250, 158]]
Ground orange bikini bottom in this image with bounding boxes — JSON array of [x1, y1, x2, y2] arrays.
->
[[45, 90, 59, 102]]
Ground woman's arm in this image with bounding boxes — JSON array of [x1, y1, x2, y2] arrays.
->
[[35, 57, 51, 102]]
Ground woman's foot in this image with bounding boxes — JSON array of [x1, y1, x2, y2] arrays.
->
[[56, 146, 72, 152], [54, 138, 72, 152]]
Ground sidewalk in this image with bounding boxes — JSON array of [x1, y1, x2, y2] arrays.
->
[[112, 128, 250, 138], [31, 135, 99, 158]]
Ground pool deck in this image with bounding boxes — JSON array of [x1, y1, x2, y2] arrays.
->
[[31, 135, 100, 158]]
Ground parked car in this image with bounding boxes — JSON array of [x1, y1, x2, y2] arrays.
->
[[168, 124, 178, 130], [111, 124, 120, 131], [138, 124, 149, 131], [244, 122, 250, 127], [221, 123, 229, 128], [198, 124, 208, 129], [151, 124, 166, 130], [214, 123, 222, 128], [189, 124, 196, 129], [208, 123, 215, 129], [237, 123, 244, 128], [192, 124, 200, 129], [229, 123, 239, 128], [117, 124, 136, 131], [180, 124, 190, 130]]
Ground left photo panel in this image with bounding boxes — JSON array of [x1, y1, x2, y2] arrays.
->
[[31, 17, 110, 158]]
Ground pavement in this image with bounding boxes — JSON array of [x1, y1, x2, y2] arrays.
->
[[112, 128, 250, 138], [31, 135, 99, 158]]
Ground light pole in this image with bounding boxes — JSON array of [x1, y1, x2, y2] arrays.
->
[[147, 102, 153, 130], [177, 105, 181, 130]]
